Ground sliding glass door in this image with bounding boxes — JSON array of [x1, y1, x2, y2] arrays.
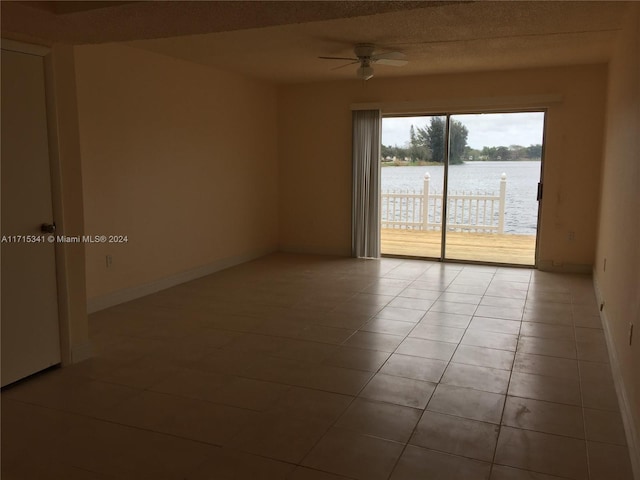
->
[[380, 115, 446, 259], [380, 111, 544, 266]]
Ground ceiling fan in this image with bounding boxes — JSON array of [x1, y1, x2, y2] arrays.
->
[[319, 43, 408, 80]]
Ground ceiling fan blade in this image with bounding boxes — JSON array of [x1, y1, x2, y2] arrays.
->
[[374, 58, 408, 67], [331, 61, 360, 71], [371, 51, 407, 66], [371, 51, 406, 61], [318, 56, 358, 61]]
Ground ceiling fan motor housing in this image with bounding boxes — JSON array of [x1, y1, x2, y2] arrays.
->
[[354, 43, 376, 59]]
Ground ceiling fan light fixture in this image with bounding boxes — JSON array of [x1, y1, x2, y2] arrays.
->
[[357, 65, 374, 80], [319, 43, 405, 80]]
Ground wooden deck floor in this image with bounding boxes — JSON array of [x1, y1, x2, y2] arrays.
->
[[381, 228, 536, 265]]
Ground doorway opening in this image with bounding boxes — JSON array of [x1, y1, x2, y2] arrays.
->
[[380, 111, 545, 266]]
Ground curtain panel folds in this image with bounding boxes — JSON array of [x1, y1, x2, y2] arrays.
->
[[352, 109, 381, 258]]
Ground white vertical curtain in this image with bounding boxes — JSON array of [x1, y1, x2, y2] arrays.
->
[[352, 109, 381, 258]]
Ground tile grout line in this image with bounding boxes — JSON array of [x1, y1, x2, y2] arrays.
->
[[488, 267, 530, 478], [381, 261, 457, 480], [381, 263, 502, 479], [297, 258, 445, 478], [574, 287, 593, 480]]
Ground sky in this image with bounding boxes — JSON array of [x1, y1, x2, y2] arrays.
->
[[382, 112, 545, 149]]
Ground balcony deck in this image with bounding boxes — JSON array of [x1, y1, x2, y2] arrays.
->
[[381, 228, 537, 265]]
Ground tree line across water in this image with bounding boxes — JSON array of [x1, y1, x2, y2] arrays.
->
[[382, 117, 542, 164]]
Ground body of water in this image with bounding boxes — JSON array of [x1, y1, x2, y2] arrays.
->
[[382, 161, 541, 235]]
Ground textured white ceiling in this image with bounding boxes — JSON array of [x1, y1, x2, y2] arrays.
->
[[2, 1, 629, 84], [126, 2, 628, 83], [1, 1, 447, 43]]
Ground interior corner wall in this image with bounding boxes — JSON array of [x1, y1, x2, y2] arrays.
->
[[594, 4, 640, 475], [74, 44, 279, 308], [278, 65, 607, 268]]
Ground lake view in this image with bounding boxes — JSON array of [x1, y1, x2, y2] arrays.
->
[[382, 161, 541, 235]]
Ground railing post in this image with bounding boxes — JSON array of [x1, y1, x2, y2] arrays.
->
[[498, 173, 507, 234], [423, 173, 430, 230]]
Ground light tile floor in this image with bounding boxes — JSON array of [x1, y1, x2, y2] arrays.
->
[[1, 253, 634, 480]]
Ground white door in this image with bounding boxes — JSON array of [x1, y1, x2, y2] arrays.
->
[[1, 47, 61, 386]]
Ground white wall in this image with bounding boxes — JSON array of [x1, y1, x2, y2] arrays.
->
[[594, 4, 640, 476], [74, 44, 279, 307]]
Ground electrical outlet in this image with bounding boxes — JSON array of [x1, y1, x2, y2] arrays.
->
[[106, 255, 113, 268], [568, 231, 575, 241], [630, 323, 634, 346]]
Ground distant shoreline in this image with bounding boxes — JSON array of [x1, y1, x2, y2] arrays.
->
[[382, 159, 541, 167], [382, 160, 441, 167]]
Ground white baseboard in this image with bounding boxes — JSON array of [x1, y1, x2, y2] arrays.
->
[[70, 341, 92, 364], [279, 244, 350, 257], [537, 260, 592, 273], [592, 273, 640, 480], [87, 247, 276, 313]]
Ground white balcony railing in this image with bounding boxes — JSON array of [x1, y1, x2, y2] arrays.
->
[[381, 173, 507, 233]]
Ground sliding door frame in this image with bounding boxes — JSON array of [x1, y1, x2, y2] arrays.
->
[[441, 114, 451, 262], [380, 107, 547, 268]]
